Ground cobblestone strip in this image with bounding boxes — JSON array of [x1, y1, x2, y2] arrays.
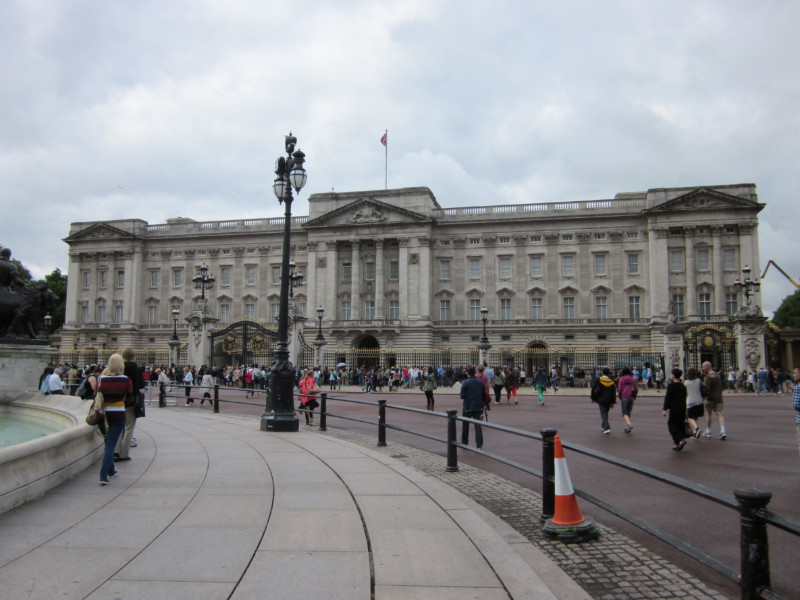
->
[[320, 427, 730, 600]]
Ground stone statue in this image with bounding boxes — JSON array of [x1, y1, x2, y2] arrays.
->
[[0, 248, 26, 292], [0, 247, 59, 339]]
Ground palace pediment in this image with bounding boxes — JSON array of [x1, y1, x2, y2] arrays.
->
[[645, 187, 765, 214], [303, 197, 432, 229], [64, 222, 139, 243]]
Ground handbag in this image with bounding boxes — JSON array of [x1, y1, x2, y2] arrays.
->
[[86, 391, 105, 426], [683, 418, 694, 439]]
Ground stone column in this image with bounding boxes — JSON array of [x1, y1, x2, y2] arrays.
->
[[513, 234, 528, 318], [398, 238, 409, 320], [375, 239, 385, 319], [65, 252, 81, 325], [306, 241, 318, 311], [350, 240, 361, 320], [418, 237, 432, 320], [125, 248, 143, 324], [649, 228, 669, 318], [712, 226, 725, 314], [325, 242, 337, 320], [663, 325, 685, 375], [736, 317, 767, 372], [685, 230, 696, 316]]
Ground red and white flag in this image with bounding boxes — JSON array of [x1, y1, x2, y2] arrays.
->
[[380, 131, 387, 147]]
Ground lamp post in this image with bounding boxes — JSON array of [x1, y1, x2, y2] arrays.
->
[[734, 264, 761, 312], [262, 132, 307, 432], [172, 308, 180, 340], [314, 306, 326, 368], [288, 261, 304, 298], [478, 306, 491, 366], [43, 314, 52, 342], [192, 263, 215, 300]]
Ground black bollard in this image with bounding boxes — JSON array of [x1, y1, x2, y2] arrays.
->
[[213, 384, 219, 413], [734, 488, 772, 600], [446, 409, 459, 472], [377, 399, 387, 447], [540, 428, 557, 522], [319, 393, 327, 431]]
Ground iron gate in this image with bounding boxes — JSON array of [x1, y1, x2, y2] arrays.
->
[[210, 320, 278, 368], [683, 324, 737, 372]]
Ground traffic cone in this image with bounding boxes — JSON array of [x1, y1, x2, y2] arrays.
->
[[542, 435, 599, 543]]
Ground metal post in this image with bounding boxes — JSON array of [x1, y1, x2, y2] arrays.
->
[[734, 488, 773, 600], [446, 409, 459, 472], [540, 428, 557, 521], [213, 384, 219, 414], [377, 399, 387, 447], [319, 392, 327, 431]]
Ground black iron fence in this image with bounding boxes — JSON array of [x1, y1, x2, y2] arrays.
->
[[309, 392, 796, 600]]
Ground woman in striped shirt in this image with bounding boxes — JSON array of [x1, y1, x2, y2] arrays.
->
[[98, 354, 133, 486]]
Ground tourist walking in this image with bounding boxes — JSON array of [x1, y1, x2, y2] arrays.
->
[[684, 367, 705, 438], [422, 366, 436, 410], [460, 367, 485, 449], [298, 369, 320, 425], [590, 367, 617, 434], [183, 366, 194, 405], [617, 367, 638, 433], [505, 368, 519, 404], [114, 347, 145, 463], [97, 354, 132, 485], [663, 368, 689, 451], [493, 367, 504, 404], [532, 367, 548, 405], [200, 368, 214, 406], [702, 361, 726, 440]]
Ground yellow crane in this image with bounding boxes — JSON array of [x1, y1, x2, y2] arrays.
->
[[761, 260, 800, 289]]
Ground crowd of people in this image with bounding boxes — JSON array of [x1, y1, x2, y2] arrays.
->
[[39, 355, 800, 472]]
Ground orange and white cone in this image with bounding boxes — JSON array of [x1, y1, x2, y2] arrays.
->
[[542, 435, 599, 542]]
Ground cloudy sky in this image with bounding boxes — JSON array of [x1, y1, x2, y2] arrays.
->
[[2, 0, 798, 316]]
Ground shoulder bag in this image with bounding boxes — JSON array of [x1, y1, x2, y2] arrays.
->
[[86, 390, 105, 426]]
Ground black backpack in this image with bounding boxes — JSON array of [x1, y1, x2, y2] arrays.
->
[[76, 377, 93, 399]]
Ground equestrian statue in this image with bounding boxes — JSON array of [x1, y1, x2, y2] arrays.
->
[[0, 248, 59, 339]]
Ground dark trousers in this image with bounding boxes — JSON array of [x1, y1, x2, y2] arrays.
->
[[598, 405, 611, 430], [668, 413, 687, 445], [461, 409, 483, 448]]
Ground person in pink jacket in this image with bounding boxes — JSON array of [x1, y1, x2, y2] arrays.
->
[[617, 367, 639, 433]]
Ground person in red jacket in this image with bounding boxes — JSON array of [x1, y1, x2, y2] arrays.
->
[[616, 367, 638, 433]]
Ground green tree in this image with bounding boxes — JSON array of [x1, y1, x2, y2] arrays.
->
[[772, 290, 800, 328], [11, 258, 32, 284], [44, 268, 68, 331]]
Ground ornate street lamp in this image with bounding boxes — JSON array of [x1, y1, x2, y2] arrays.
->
[[734, 264, 761, 310], [478, 306, 491, 366], [315, 306, 325, 344], [288, 261, 304, 298], [480, 306, 489, 345], [262, 132, 307, 432], [172, 308, 180, 340], [192, 263, 215, 300], [43, 314, 52, 341]]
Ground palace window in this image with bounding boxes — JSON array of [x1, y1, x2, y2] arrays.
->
[[341, 301, 352, 320], [697, 249, 710, 271], [221, 267, 231, 286], [594, 254, 607, 276], [671, 293, 685, 316], [82, 271, 90, 289], [220, 304, 230, 324], [595, 296, 607, 319], [627, 253, 640, 274], [148, 306, 157, 326], [628, 296, 640, 318], [365, 261, 375, 281], [98, 271, 107, 288], [724, 249, 737, 270], [470, 298, 481, 320], [561, 255, 575, 277], [389, 260, 399, 280], [270, 303, 279, 322], [670, 250, 684, 272], [97, 305, 106, 324], [114, 304, 123, 324], [698, 293, 712, 316], [500, 298, 511, 320], [726, 293, 738, 316], [440, 260, 451, 280], [531, 297, 543, 319], [150, 270, 159, 288], [530, 256, 543, 278], [271, 266, 281, 284], [499, 257, 512, 278], [562, 297, 575, 320], [245, 303, 255, 320], [469, 258, 481, 279], [116, 270, 125, 288], [364, 301, 375, 320], [173, 269, 183, 287], [245, 266, 256, 285], [440, 300, 451, 321], [388, 300, 399, 320], [81, 304, 89, 324]]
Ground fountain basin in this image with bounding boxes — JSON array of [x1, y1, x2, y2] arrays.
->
[[0, 392, 103, 515]]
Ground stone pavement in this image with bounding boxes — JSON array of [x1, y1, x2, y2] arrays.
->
[[0, 407, 593, 600]]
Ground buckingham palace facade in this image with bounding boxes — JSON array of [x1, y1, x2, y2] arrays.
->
[[59, 183, 767, 373]]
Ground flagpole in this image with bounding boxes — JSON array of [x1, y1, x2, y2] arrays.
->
[[384, 129, 388, 190]]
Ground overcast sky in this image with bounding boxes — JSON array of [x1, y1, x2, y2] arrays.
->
[[2, 0, 798, 316]]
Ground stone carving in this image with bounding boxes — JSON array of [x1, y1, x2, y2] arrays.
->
[[670, 348, 680, 368], [257, 246, 269, 255], [317, 257, 326, 268], [398, 237, 410, 247], [483, 236, 496, 247], [745, 338, 761, 369], [452, 238, 466, 247], [609, 231, 624, 242], [739, 224, 753, 235], [351, 205, 386, 223], [160, 250, 172, 258], [576, 232, 591, 243], [409, 253, 419, 264], [513, 234, 528, 245], [234, 247, 245, 256], [544, 233, 559, 244], [185, 249, 195, 258], [209, 248, 220, 257]]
